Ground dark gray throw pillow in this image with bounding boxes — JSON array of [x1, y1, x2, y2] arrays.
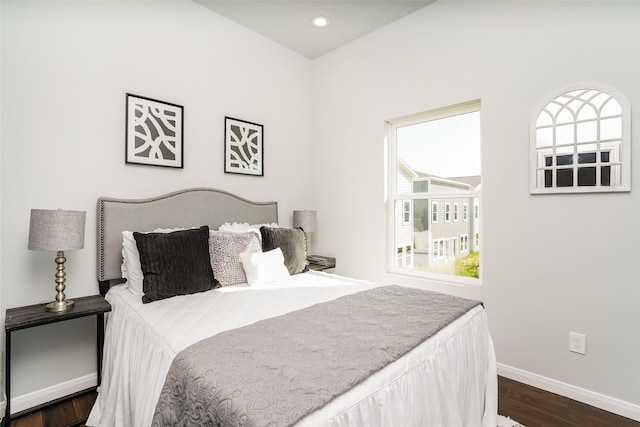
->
[[134, 226, 219, 303], [260, 226, 308, 275]]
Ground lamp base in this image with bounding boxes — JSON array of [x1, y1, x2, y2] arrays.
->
[[46, 299, 75, 313]]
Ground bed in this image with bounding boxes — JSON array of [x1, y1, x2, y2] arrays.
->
[[87, 188, 497, 427]]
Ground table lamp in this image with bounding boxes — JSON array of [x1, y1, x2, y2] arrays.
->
[[28, 209, 86, 312], [293, 210, 317, 233], [293, 209, 317, 253]]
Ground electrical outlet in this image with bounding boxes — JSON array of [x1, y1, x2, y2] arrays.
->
[[569, 332, 586, 355]]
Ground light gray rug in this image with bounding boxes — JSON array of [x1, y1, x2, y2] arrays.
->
[[497, 415, 526, 427]]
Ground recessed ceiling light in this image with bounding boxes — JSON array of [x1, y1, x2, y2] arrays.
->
[[311, 15, 330, 29]]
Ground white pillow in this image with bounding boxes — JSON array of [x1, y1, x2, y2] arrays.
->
[[240, 248, 290, 287], [121, 227, 188, 297], [122, 231, 143, 296]]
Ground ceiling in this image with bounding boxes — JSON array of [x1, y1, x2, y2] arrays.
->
[[193, 1, 434, 59]]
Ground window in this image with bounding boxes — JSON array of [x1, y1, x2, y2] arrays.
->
[[460, 234, 469, 253], [431, 238, 449, 261], [402, 200, 411, 225], [389, 100, 481, 284], [431, 201, 438, 223], [530, 84, 630, 194]]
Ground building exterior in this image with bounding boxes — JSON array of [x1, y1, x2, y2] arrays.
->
[[396, 160, 480, 267]]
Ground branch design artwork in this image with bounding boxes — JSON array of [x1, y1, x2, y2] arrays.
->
[[126, 94, 183, 168], [224, 116, 263, 176]]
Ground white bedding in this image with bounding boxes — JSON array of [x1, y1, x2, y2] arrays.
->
[[87, 271, 496, 427]]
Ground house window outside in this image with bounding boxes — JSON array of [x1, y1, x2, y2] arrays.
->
[[530, 85, 630, 194], [402, 200, 411, 225], [460, 234, 469, 253], [431, 238, 450, 261], [389, 100, 481, 285], [431, 201, 438, 224]]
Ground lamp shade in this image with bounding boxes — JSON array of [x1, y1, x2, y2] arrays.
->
[[293, 210, 317, 232], [28, 209, 86, 251]]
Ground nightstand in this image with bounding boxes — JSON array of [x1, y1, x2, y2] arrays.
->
[[4, 295, 111, 424], [307, 255, 336, 271]]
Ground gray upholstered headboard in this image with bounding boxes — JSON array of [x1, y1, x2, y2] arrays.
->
[[97, 188, 278, 295]]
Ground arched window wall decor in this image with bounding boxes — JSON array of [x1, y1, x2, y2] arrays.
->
[[530, 84, 630, 194]]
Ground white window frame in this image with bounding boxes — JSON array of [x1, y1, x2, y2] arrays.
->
[[387, 100, 481, 286], [453, 203, 459, 222], [530, 83, 631, 194], [445, 202, 451, 223], [463, 203, 468, 221]]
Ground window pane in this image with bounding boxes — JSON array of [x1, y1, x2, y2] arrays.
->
[[557, 168, 573, 187], [601, 97, 621, 116], [577, 166, 596, 186], [536, 127, 553, 147], [577, 120, 597, 142], [536, 111, 553, 127], [601, 165, 611, 186], [577, 152, 596, 164], [600, 117, 622, 140], [556, 154, 573, 166], [556, 124, 574, 145], [544, 169, 553, 187]]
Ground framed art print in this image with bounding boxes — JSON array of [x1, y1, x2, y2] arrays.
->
[[224, 116, 263, 176], [125, 93, 184, 168]]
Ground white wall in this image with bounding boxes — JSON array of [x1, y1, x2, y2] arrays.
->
[[1, 0, 312, 408], [311, 0, 640, 417], [3, 0, 640, 420]]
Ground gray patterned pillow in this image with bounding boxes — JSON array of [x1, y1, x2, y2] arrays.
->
[[209, 231, 261, 286], [260, 226, 308, 275]]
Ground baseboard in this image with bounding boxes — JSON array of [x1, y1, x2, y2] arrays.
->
[[10, 373, 97, 415], [497, 363, 640, 422]]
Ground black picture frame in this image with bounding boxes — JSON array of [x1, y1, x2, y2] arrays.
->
[[125, 93, 184, 168], [224, 116, 264, 176]]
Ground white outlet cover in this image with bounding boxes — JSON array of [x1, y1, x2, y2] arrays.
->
[[569, 332, 586, 354]]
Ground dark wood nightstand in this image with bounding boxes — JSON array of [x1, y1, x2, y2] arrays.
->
[[307, 255, 336, 271], [4, 295, 111, 424]]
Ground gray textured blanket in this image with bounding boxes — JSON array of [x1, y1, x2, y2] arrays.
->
[[151, 285, 481, 427]]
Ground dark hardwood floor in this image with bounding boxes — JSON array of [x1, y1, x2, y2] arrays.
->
[[8, 391, 95, 427], [6, 376, 639, 426], [499, 376, 640, 427]]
